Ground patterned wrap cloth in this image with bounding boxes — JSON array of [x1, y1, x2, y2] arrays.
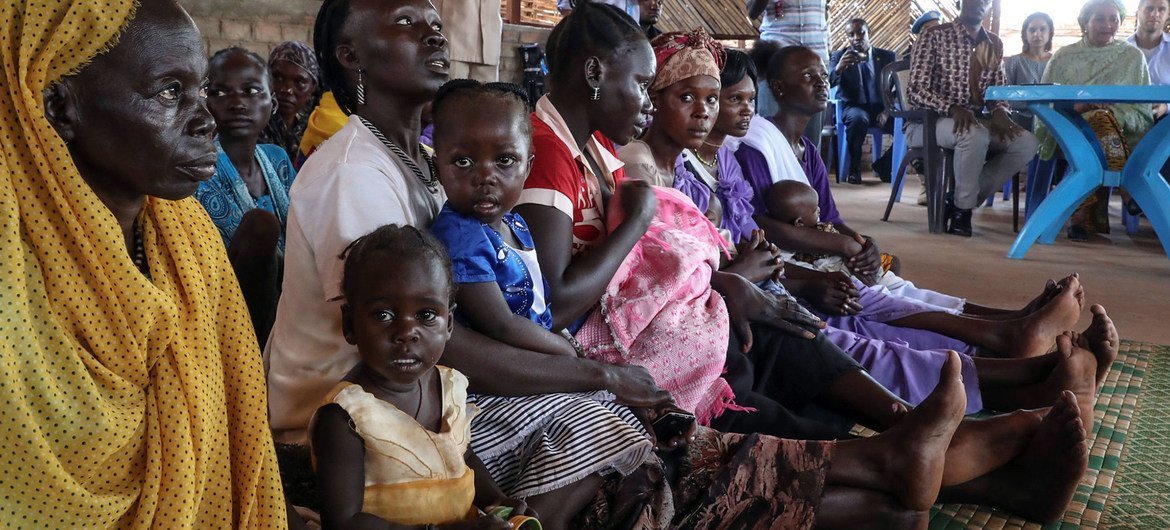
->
[[576, 187, 747, 425], [0, 0, 286, 526], [650, 29, 726, 92]]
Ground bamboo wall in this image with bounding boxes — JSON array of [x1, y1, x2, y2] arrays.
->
[[828, 0, 960, 57]]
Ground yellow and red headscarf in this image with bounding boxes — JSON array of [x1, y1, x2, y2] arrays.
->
[[0, 0, 286, 527], [650, 29, 727, 92]]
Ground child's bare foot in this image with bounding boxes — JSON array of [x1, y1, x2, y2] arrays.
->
[[1069, 304, 1119, 389], [879, 351, 967, 511], [986, 391, 1088, 523], [1002, 275, 1084, 358]]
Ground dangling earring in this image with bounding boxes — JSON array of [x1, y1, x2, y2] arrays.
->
[[355, 69, 367, 106], [590, 86, 601, 101]]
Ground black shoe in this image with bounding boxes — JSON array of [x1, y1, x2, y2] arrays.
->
[[1125, 198, 1143, 216], [846, 171, 863, 185], [1067, 225, 1089, 242], [947, 208, 973, 237], [872, 152, 892, 183]]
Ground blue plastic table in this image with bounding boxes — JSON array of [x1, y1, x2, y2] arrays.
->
[[985, 85, 1170, 259]]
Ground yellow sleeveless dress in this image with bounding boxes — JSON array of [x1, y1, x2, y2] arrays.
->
[[326, 366, 479, 525]]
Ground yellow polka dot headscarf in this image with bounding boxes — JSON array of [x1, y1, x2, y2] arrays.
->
[[0, 1, 286, 527]]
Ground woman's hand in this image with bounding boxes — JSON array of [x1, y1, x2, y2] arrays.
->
[[798, 271, 863, 316], [713, 272, 824, 350], [606, 364, 676, 409], [615, 179, 658, 225], [844, 234, 881, 285], [725, 229, 784, 283], [633, 403, 698, 450]]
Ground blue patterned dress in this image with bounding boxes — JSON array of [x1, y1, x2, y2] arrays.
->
[[195, 142, 296, 250]]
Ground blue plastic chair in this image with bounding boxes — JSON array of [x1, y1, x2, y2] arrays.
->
[[1025, 155, 1141, 235], [831, 86, 885, 182]]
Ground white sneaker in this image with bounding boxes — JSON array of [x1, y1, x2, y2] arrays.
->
[[916, 174, 928, 206]]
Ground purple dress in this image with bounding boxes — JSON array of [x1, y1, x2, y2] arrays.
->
[[726, 137, 984, 412]]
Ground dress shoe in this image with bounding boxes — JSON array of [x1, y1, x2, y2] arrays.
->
[[847, 171, 863, 185], [1067, 225, 1089, 242], [1125, 198, 1143, 216], [946, 208, 972, 237]]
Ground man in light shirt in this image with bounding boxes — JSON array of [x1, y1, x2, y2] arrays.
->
[[1128, 0, 1170, 117]]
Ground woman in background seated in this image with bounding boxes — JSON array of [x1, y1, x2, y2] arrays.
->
[[1, 0, 286, 525], [1003, 12, 1054, 131], [1038, 0, 1152, 241], [262, 40, 322, 161], [197, 47, 297, 348]]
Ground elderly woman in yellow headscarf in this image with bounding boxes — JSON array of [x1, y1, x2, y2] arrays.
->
[[0, 0, 286, 526]]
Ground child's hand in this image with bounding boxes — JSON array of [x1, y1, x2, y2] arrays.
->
[[726, 229, 784, 283], [441, 514, 511, 530], [487, 497, 538, 518]]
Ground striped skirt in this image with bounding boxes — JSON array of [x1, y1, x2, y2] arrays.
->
[[469, 391, 655, 498]]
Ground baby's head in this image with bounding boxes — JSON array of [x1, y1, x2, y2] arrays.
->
[[339, 224, 456, 387], [432, 79, 534, 226], [765, 180, 821, 227]]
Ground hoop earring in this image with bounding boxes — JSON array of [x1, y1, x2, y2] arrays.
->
[[591, 86, 600, 101], [355, 69, 367, 106]]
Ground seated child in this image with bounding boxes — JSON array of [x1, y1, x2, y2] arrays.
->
[[764, 179, 897, 278], [428, 80, 581, 357], [310, 224, 534, 529]]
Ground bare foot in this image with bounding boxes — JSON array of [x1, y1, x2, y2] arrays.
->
[[989, 391, 1088, 523], [1017, 278, 1059, 316], [1069, 304, 1119, 389], [878, 351, 967, 511], [942, 409, 1044, 486], [1046, 335, 1099, 430], [1002, 275, 1084, 358]]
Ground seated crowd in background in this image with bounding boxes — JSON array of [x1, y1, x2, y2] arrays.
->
[[0, 0, 1144, 528]]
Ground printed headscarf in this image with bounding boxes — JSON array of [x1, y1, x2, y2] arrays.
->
[[268, 40, 321, 82], [0, 0, 286, 526], [650, 29, 726, 92]]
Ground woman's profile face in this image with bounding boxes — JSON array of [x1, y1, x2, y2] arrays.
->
[[593, 40, 656, 144], [772, 49, 830, 117], [713, 76, 756, 138], [1085, 4, 1121, 46], [60, 6, 217, 203], [341, 0, 449, 103]]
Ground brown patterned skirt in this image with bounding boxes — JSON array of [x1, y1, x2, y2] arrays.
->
[[576, 427, 834, 530]]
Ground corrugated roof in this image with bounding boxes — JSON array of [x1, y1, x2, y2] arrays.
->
[[658, 0, 759, 40]]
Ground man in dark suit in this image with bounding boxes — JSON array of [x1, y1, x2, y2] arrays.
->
[[830, 18, 896, 184]]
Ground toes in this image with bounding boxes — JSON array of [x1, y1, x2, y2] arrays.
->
[[1056, 334, 1074, 357]]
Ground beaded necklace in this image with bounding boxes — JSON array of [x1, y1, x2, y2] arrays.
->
[[357, 115, 439, 194]]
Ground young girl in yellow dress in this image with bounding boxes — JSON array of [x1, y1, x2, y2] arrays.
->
[[310, 224, 536, 530]]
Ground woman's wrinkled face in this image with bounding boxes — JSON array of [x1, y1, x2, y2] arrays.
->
[[592, 40, 656, 144], [1024, 19, 1051, 53], [713, 75, 756, 138], [341, 0, 449, 104], [60, 6, 217, 203], [207, 50, 273, 142], [1085, 4, 1121, 46], [269, 59, 317, 122], [651, 74, 720, 150]]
